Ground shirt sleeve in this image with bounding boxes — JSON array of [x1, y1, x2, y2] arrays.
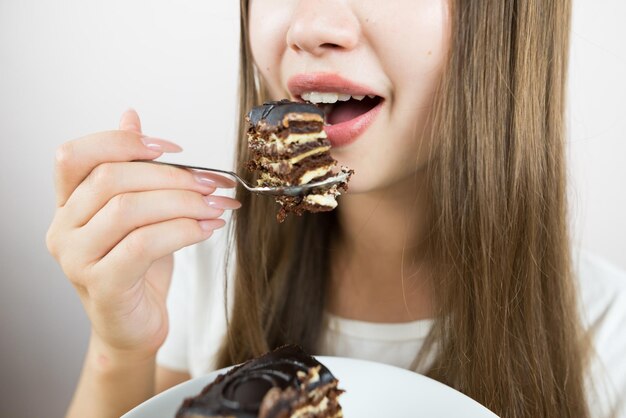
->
[[156, 245, 196, 372], [577, 252, 626, 418]]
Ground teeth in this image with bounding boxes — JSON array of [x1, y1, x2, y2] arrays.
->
[[302, 92, 338, 103], [320, 92, 339, 103], [302, 91, 377, 104], [310, 92, 323, 103]]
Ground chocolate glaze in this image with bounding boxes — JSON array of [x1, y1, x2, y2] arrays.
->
[[246, 100, 324, 130], [176, 345, 338, 418]]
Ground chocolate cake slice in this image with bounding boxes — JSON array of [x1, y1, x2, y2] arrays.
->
[[175, 345, 344, 418], [245, 100, 353, 222]]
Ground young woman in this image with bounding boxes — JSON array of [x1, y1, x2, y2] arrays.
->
[[46, 0, 626, 417]]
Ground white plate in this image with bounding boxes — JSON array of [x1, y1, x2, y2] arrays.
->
[[123, 356, 499, 418]]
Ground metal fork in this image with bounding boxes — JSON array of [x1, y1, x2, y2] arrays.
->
[[143, 160, 350, 197]]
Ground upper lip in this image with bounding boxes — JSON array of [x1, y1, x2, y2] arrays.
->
[[287, 73, 382, 100]]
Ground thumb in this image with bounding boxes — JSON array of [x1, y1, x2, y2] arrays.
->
[[119, 108, 143, 134]]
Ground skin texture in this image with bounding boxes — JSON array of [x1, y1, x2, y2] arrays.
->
[[249, 0, 449, 322]]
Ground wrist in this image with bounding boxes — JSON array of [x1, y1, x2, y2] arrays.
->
[[68, 331, 157, 418], [88, 331, 157, 374]]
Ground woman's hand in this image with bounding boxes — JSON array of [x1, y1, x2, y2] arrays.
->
[[46, 109, 239, 359]]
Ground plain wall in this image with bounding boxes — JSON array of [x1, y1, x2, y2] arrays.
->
[[0, 1, 624, 417]]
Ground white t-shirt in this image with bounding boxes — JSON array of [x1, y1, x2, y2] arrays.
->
[[157, 226, 626, 418]]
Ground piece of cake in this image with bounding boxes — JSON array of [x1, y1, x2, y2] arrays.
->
[[245, 100, 353, 222], [175, 345, 344, 418]]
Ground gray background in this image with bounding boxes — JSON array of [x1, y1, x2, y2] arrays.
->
[[0, 1, 624, 417]]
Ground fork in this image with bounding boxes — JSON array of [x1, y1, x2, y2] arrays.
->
[[143, 160, 350, 197]]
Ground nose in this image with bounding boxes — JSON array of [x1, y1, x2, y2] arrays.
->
[[286, 1, 360, 56]]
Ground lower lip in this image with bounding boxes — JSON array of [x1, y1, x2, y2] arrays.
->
[[323, 100, 383, 148]]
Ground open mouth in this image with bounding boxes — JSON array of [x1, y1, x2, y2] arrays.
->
[[296, 91, 384, 147], [299, 92, 383, 126], [288, 74, 385, 147]]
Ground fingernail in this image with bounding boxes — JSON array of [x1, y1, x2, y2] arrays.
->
[[140, 136, 183, 153], [194, 174, 218, 187], [199, 219, 226, 232], [193, 172, 237, 189], [123, 107, 138, 119], [203, 195, 242, 210], [120, 108, 140, 131]]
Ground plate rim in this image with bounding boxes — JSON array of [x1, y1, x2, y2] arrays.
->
[[123, 355, 499, 418]]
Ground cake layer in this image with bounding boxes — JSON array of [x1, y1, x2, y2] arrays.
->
[[257, 166, 334, 187], [248, 126, 325, 143], [274, 168, 354, 222], [249, 136, 331, 159], [251, 153, 336, 185], [257, 146, 331, 171], [303, 191, 339, 209], [247, 100, 324, 134]]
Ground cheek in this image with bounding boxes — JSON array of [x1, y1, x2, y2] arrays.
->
[[382, 0, 449, 153], [338, 1, 450, 191], [379, 0, 449, 98], [248, 1, 293, 97]]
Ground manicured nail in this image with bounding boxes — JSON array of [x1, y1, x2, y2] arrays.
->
[[194, 174, 218, 187], [140, 136, 183, 153], [123, 108, 138, 122], [193, 172, 237, 189], [203, 195, 242, 210], [199, 219, 226, 232]]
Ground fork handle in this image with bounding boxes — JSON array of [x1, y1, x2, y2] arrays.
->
[[136, 160, 246, 185]]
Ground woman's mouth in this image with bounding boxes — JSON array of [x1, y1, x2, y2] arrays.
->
[[288, 74, 384, 147], [303, 93, 383, 148]]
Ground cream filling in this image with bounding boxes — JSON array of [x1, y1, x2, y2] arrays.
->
[[304, 193, 338, 208], [258, 165, 335, 186], [258, 172, 283, 186], [266, 162, 287, 173], [288, 145, 330, 163], [269, 131, 326, 146], [297, 366, 321, 384], [298, 165, 333, 184], [284, 112, 324, 124], [291, 396, 330, 418], [260, 146, 331, 168]]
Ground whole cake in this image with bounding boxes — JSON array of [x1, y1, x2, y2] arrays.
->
[[175, 345, 344, 418], [245, 100, 353, 222]]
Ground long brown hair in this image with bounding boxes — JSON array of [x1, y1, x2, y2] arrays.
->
[[217, 1, 591, 417]]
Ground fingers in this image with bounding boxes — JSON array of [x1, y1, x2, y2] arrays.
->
[[91, 217, 225, 296], [54, 109, 182, 207], [79, 189, 239, 261], [119, 108, 142, 133], [60, 161, 234, 227]]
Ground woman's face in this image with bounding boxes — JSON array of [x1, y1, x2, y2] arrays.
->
[[249, 0, 449, 193]]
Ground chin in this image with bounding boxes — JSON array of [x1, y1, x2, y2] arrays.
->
[[333, 167, 388, 195], [331, 153, 380, 194]]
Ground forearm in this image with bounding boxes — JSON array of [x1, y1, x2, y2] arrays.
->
[[66, 333, 156, 418]]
